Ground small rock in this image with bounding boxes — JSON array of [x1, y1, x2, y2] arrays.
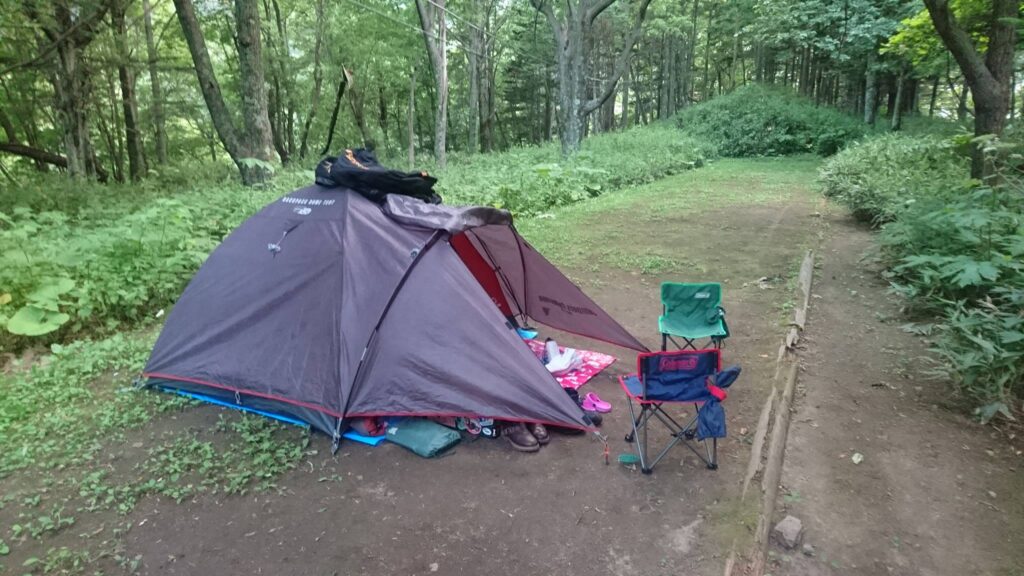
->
[[851, 452, 864, 465], [988, 491, 997, 499], [772, 515, 804, 549], [429, 563, 439, 572], [802, 544, 815, 557]]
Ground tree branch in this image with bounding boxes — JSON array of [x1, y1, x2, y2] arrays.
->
[[586, 0, 617, 25], [0, 142, 109, 181], [922, 0, 997, 99], [530, 0, 564, 48], [581, 0, 653, 114]]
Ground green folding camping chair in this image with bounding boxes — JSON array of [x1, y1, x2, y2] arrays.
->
[[659, 282, 730, 351]]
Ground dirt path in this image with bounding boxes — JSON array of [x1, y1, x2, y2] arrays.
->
[[774, 215, 1024, 576]]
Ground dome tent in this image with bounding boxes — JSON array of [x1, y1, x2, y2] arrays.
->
[[143, 182, 647, 446]]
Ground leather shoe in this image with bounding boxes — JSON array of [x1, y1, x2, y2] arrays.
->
[[504, 422, 539, 452], [528, 423, 550, 445]]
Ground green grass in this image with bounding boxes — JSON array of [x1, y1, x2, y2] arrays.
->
[[518, 156, 822, 272]]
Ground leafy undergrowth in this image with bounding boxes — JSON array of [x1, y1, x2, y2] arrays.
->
[[820, 133, 971, 224], [821, 137, 1024, 419], [436, 125, 715, 215], [0, 331, 310, 574], [0, 125, 713, 353], [675, 84, 867, 157]]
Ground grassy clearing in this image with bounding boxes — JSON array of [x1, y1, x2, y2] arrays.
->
[[0, 154, 823, 575], [518, 156, 822, 273]]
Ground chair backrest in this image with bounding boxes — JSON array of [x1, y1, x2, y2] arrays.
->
[[638, 349, 721, 402], [661, 282, 722, 325]]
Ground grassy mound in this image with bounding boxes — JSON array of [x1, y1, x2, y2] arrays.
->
[[675, 84, 867, 157]]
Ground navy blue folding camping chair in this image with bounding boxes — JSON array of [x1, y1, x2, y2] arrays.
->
[[619, 349, 740, 474]]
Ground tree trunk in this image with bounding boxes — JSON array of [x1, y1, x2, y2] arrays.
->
[[348, 71, 375, 150], [929, 75, 939, 116], [298, 0, 325, 159], [620, 61, 630, 128], [467, 0, 483, 154], [533, 0, 652, 155], [864, 63, 879, 125], [173, 0, 249, 180], [688, 0, 699, 102], [100, 70, 125, 182], [52, 20, 98, 178], [957, 82, 970, 120], [234, 0, 277, 180], [142, 0, 168, 165], [923, 0, 1018, 177], [703, 4, 713, 100], [891, 71, 905, 131], [320, 69, 350, 155], [416, 0, 448, 168], [112, 0, 147, 181], [408, 67, 416, 169]]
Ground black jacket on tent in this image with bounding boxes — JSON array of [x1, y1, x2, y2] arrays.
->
[[144, 184, 647, 442]]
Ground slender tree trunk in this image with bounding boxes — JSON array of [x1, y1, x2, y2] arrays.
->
[[620, 61, 630, 128], [891, 71, 905, 131], [320, 69, 350, 155], [111, 0, 147, 181], [688, 0, 699, 102], [416, 0, 448, 168], [347, 71, 374, 149], [467, 0, 483, 154], [864, 62, 879, 125], [142, 0, 167, 165], [703, 4, 713, 100], [928, 75, 939, 116], [298, 0, 325, 159], [408, 67, 416, 169]]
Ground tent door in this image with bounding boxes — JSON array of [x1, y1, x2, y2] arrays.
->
[[451, 232, 515, 318]]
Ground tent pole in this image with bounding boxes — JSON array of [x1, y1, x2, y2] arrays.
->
[[339, 230, 445, 424], [467, 229, 528, 323]]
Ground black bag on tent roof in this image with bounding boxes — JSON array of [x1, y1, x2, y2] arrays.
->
[[315, 148, 441, 204]]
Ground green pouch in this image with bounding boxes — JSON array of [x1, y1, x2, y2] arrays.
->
[[386, 418, 462, 458]]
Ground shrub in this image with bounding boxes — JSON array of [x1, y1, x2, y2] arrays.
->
[[834, 137, 1024, 417], [819, 133, 972, 224], [435, 125, 715, 214], [675, 84, 867, 157]]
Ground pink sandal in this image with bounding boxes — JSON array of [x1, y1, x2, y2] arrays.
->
[[582, 392, 612, 413]]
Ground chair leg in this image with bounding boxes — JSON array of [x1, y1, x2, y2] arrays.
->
[[661, 333, 667, 352], [625, 399, 652, 474], [706, 438, 718, 470]]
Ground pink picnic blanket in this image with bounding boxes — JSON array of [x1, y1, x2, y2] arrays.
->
[[525, 339, 616, 390]]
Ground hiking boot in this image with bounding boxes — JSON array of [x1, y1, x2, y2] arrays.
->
[[528, 423, 550, 445], [583, 410, 603, 427], [505, 422, 540, 452]]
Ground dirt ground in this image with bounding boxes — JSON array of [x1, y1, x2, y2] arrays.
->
[[5, 158, 1020, 576], [75, 160, 820, 576], [773, 215, 1024, 576]]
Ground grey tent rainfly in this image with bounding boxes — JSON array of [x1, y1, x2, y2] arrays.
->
[[143, 151, 647, 448]]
